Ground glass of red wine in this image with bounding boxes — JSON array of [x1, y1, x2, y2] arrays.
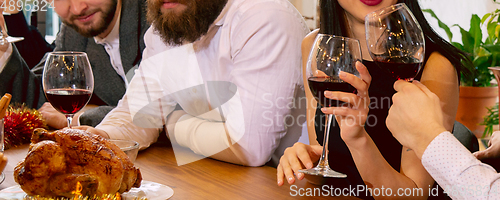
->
[[42, 52, 94, 128], [299, 35, 362, 178], [365, 3, 424, 81]]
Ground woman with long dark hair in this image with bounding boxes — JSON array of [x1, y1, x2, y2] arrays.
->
[[277, 0, 471, 199]]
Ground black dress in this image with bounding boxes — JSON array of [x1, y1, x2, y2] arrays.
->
[[314, 60, 421, 199]]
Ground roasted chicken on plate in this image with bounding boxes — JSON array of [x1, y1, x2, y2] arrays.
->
[[14, 128, 142, 198]]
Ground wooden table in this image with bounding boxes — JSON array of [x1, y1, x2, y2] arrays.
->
[[0, 142, 358, 199]]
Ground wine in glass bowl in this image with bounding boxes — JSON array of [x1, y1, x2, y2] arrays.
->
[[372, 57, 422, 81], [307, 76, 357, 107], [365, 3, 425, 81], [45, 89, 93, 114], [42, 52, 94, 128]]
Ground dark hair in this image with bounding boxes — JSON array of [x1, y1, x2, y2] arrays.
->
[[330, 0, 472, 79]]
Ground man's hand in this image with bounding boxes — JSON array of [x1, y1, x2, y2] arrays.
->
[[73, 125, 110, 139], [39, 102, 68, 129], [386, 80, 447, 159], [474, 131, 500, 160], [39, 102, 98, 129], [0, 152, 7, 173], [0, 0, 10, 53]]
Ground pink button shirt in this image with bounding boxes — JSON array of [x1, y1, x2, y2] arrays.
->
[[422, 131, 500, 199]]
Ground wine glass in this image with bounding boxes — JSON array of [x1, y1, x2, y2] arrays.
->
[[42, 52, 94, 128], [365, 3, 425, 81], [299, 35, 362, 178]]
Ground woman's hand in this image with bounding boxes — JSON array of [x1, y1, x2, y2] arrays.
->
[[276, 143, 323, 186], [320, 62, 372, 143]]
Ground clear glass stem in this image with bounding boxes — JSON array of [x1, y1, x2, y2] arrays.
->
[[299, 113, 346, 178], [317, 114, 333, 168], [66, 114, 74, 128]]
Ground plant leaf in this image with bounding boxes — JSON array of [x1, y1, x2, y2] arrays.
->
[[456, 25, 475, 54], [496, 24, 500, 41], [483, 44, 500, 53], [482, 13, 492, 24], [470, 14, 482, 49], [487, 21, 497, 44], [422, 9, 453, 42]]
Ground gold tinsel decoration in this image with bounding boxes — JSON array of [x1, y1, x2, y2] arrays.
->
[[3, 104, 47, 149]]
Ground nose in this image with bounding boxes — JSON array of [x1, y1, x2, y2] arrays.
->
[[69, 0, 88, 16]]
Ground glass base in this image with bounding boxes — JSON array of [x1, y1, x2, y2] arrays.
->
[[299, 167, 347, 178]]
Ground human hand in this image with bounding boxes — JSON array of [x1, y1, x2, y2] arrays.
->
[[0, 152, 7, 173], [0, 0, 9, 51], [38, 102, 68, 129], [320, 62, 371, 143], [276, 143, 323, 186], [73, 125, 110, 139], [474, 131, 500, 160], [386, 80, 446, 159]]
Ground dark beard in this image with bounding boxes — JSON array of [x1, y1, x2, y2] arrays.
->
[[63, 0, 118, 38], [147, 0, 228, 45]]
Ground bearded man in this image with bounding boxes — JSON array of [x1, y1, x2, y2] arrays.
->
[[0, 0, 149, 128], [84, 0, 310, 166]]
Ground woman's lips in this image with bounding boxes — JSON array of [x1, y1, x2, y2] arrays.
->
[[360, 0, 383, 6]]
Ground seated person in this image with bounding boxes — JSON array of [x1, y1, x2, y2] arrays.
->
[[80, 0, 310, 166], [387, 80, 500, 199], [277, 0, 472, 199], [0, 0, 149, 129], [3, 7, 54, 69]]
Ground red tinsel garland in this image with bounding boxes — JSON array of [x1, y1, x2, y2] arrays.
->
[[3, 104, 47, 149]]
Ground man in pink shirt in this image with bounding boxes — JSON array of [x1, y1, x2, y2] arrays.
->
[[386, 80, 500, 199]]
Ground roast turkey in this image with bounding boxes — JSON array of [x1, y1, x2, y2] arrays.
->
[[14, 128, 142, 198]]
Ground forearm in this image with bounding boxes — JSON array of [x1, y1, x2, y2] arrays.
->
[[0, 41, 11, 73], [169, 112, 274, 166], [423, 132, 500, 199], [0, 45, 46, 108], [96, 98, 160, 149], [346, 132, 428, 199]]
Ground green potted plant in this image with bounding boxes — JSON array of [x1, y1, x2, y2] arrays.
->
[[480, 103, 498, 148], [481, 103, 498, 137], [423, 3, 500, 138]]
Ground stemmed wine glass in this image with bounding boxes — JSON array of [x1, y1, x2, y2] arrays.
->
[[299, 35, 362, 178], [365, 3, 425, 81], [42, 52, 94, 128]]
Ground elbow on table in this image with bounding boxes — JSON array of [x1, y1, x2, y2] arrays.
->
[[243, 157, 270, 167], [237, 147, 273, 167]]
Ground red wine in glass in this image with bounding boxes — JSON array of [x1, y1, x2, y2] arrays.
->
[[45, 89, 92, 114], [308, 76, 357, 107], [373, 57, 422, 81], [42, 51, 94, 128]]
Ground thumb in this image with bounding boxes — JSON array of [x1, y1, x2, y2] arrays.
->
[[309, 145, 324, 157], [473, 149, 491, 160]]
